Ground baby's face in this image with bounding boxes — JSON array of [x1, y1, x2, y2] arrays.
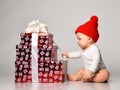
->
[[76, 33, 91, 50]]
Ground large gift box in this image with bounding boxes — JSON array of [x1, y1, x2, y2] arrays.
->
[[15, 20, 67, 83], [15, 60, 67, 83]]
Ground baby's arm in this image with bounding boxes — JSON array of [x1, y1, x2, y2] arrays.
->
[[62, 51, 81, 59]]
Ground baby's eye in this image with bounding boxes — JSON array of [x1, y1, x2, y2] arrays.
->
[[77, 37, 81, 40]]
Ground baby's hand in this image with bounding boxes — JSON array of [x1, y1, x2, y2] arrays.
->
[[62, 52, 69, 58], [82, 70, 94, 82]]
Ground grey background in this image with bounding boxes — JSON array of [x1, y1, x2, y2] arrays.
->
[[0, 0, 120, 79]]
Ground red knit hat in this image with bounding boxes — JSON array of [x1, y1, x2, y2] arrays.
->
[[75, 16, 99, 42]]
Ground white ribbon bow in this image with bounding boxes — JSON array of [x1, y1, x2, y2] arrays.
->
[[25, 20, 48, 33]]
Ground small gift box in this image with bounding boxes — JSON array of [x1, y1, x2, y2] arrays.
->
[[16, 44, 58, 61], [20, 33, 53, 49]]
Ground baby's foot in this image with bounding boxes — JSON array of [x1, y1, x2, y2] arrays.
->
[[67, 74, 78, 81]]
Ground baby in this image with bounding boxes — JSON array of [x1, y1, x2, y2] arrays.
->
[[62, 16, 110, 83]]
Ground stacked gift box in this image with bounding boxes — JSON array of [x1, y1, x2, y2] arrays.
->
[[15, 21, 67, 83]]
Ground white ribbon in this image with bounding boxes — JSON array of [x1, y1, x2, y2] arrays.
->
[[31, 33, 39, 82]]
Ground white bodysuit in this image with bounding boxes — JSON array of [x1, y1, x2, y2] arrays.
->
[[69, 44, 106, 73]]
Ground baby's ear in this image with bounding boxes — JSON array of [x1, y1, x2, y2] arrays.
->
[[88, 37, 94, 43]]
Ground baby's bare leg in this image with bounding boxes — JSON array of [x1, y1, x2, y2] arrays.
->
[[91, 69, 110, 83], [67, 68, 84, 81]]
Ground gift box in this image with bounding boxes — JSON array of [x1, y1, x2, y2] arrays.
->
[[20, 33, 53, 49], [15, 20, 68, 83], [15, 60, 67, 83], [16, 44, 58, 61]]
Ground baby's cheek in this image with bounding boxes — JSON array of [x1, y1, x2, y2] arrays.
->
[[77, 42, 81, 46]]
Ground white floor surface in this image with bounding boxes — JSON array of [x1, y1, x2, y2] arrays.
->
[[0, 74, 119, 90]]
